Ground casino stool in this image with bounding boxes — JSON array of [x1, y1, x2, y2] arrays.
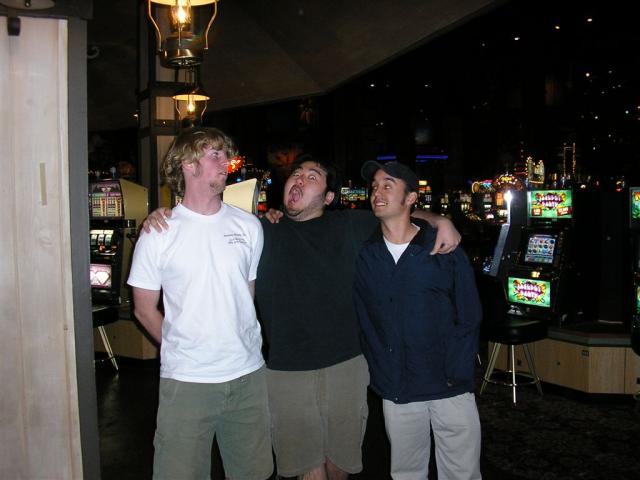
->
[[476, 273, 548, 404], [93, 304, 119, 371]]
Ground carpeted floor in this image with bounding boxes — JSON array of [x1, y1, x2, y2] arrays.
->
[[476, 379, 640, 480], [96, 357, 640, 479]]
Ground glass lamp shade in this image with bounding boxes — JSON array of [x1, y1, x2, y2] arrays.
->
[[147, 0, 218, 67], [173, 85, 210, 125]]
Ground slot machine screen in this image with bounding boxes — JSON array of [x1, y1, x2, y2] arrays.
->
[[630, 187, 640, 228], [523, 233, 558, 265], [90, 263, 113, 289], [340, 188, 367, 202], [90, 181, 124, 218], [507, 276, 551, 308], [636, 285, 640, 314], [527, 190, 572, 220]]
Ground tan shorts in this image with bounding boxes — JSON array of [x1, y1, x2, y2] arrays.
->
[[266, 355, 370, 477]]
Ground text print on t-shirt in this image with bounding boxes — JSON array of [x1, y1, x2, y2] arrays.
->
[[224, 233, 248, 245]]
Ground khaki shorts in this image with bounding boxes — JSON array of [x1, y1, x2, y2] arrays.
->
[[153, 367, 273, 480], [266, 355, 370, 477]]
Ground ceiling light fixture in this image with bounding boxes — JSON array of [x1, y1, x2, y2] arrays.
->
[[172, 68, 210, 127], [147, 0, 218, 67]]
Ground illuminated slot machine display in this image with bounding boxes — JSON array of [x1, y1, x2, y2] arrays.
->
[[340, 186, 368, 209], [222, 158, 269, 215], [90, 179, 157, 360], [256, 173, 272, 215], [630, 187, 640, 336], [417, 180, 432, 211], [506, 188, 573, 323], [89, 228, 121, 305], [89, 179, 148, 306], [492, 173, 525, 224], [470, 179, 495, 221]]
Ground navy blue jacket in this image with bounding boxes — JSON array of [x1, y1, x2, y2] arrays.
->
[[353, 219, 481, 404]]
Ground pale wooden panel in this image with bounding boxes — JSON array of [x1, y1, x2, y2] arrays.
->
[[94, 320, 158, 360], [586, 346, 625, 394], [489, 341, 536, 374], [536, 339, 589, 391], [0, 16, 27, 478], [624, 348, 640, 395], [536, 339, 626, 394], [0, 17, 82, 479]]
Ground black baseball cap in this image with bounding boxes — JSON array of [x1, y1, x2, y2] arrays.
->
[[360, 160, 419, 192]]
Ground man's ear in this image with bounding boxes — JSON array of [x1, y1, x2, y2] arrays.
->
[[182, 160, 198, 177], [324, 190, 336, 206], [406, 191, 418, 207]]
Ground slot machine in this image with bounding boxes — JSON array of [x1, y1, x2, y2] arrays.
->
[[630, 187, 640, 338], [90, 179, 157, 359], [417, 180, 432, 211], [505, 189, 574, 323], [339, 185, 368, 209], [89, 179, 148, 306]]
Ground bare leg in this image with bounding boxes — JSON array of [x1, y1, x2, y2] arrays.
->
[[299, 465, 328, 480], [326, 459, 349, 480], [298, 458, 348, 480]]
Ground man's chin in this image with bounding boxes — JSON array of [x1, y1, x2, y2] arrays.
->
[[284, 205, 300, 218]]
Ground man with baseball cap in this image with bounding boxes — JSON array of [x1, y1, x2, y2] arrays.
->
[[354, 161, 482, 480]]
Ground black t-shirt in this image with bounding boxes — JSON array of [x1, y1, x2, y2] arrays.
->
[[256, 209, 378, 370]]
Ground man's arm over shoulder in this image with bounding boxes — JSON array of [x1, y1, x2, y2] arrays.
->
[[411, 210, 461, 255], [141, 207, 173, 233]]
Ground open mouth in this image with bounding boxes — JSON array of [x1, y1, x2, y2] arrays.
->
[[288, 186, 302, 204]]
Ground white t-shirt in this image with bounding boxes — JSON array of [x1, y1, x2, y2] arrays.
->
[[383, 225, 420, 263], [127, 203, 265, 383]]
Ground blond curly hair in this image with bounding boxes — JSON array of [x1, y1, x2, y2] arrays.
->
[[161, 128, 237, 196]]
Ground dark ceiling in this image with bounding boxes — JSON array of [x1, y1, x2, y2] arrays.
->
[[86, 0, 500, 131]]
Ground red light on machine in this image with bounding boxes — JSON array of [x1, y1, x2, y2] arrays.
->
[[228, 155, 245, 174]]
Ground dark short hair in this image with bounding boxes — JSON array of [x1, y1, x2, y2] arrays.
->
[[291, 153, 341, 207], [360, 160, 419, 193]]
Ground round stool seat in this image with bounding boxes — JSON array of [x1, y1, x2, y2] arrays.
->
[[485, 317, 547, 345]]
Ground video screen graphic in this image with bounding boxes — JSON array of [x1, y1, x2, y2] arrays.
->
[[523, 233, 557, 265], [631, 188, 640, 222], [90, 181, 124, 218], [340, 187, 367, 202], [527, 190, 572, 219], [90, 263, 112, 289], [507, 276, 551, 308]]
